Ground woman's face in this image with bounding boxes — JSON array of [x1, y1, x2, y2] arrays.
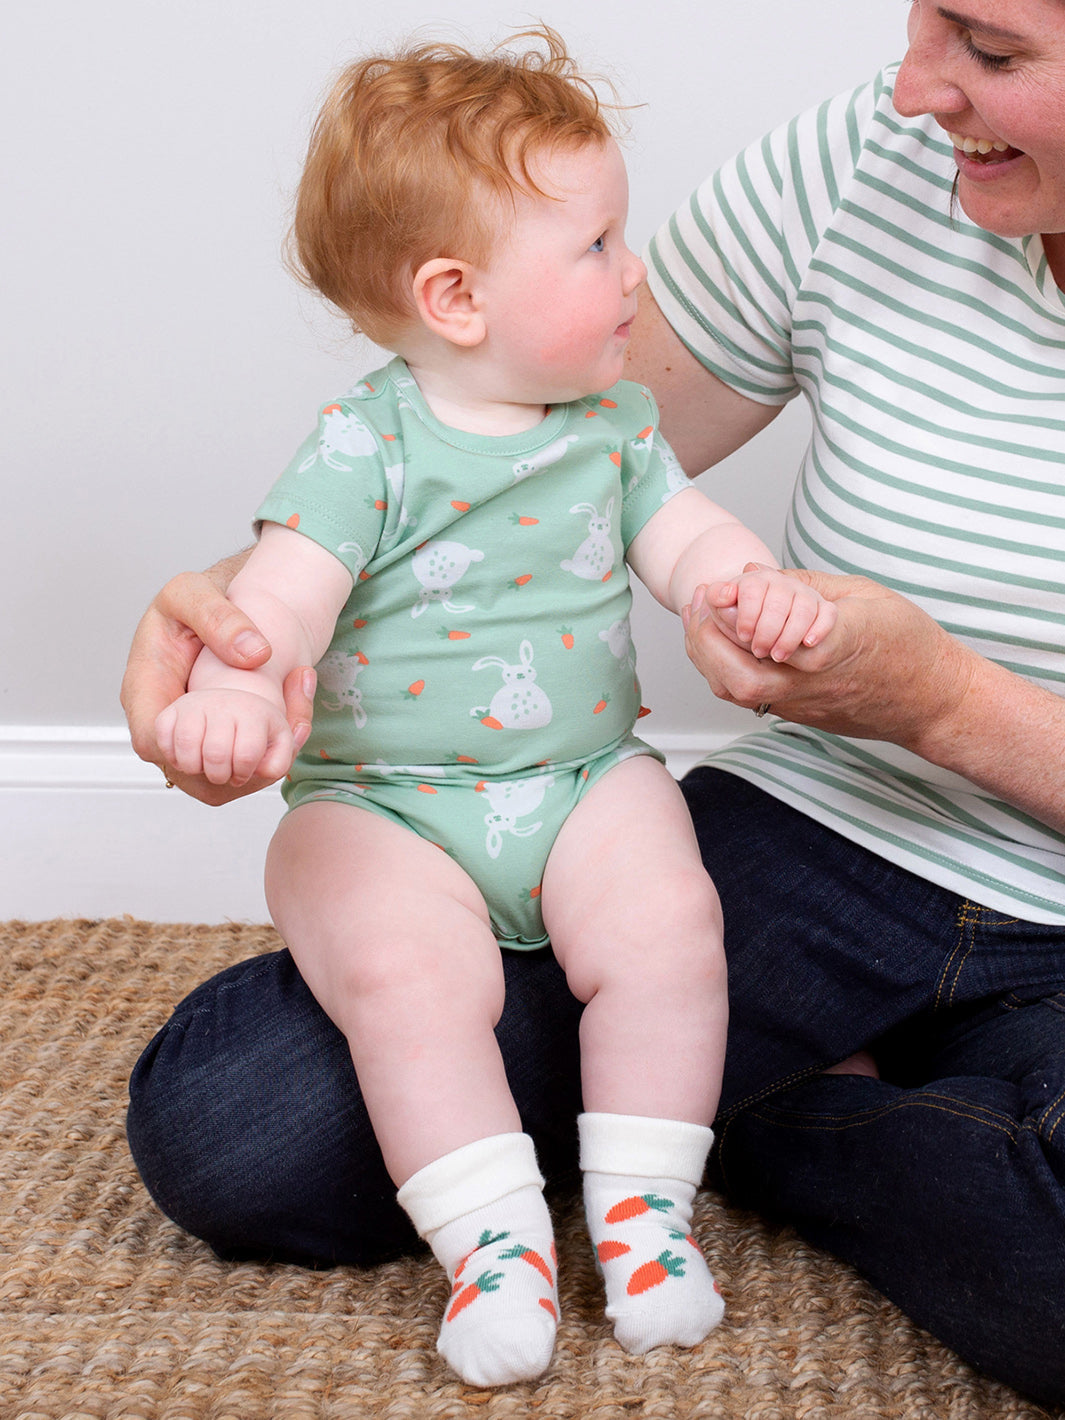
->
[[893, 0, 1065, 243]]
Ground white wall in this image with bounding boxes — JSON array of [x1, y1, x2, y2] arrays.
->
[[2, 1, 904, 920]]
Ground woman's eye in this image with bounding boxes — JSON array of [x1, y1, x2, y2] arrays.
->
[[589, 235, 606, 253], [964, 36, 1012, 70]]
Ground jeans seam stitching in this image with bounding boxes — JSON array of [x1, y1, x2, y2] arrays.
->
[[934, 903, 968, 1011], [939, 901, 982, 1010], [796, 1089, 1016, 1130], [1036, 1088, 1065, 1144], [745, 1095, 1019, 1141], [718, 1064, 829, 1123], [181, 954, 282, 1023]]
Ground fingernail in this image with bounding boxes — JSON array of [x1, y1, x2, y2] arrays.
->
[[234, 631, 268, 660], [301, 669, 317, 698], [293, 720, 312, 752]]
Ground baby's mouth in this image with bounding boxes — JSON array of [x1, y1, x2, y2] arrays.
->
[[948, 130, 1022, 163]]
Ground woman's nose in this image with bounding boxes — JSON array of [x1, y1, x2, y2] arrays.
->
[[893, 11, 968, 119]]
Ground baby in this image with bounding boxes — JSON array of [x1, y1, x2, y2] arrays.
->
[[156, 28, 835, 1387]]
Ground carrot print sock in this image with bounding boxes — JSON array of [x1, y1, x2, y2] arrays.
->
[[579, 1112, 724, 1354], [396, 1133, 558, 1387]]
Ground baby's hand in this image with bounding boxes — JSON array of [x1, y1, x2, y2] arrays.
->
[[154, 688, 296, 789], [706, 564, 838, 661]]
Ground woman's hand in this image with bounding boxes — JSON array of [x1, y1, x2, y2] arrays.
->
[[684, 568, 975, 748], [685, 567, 1065, 832], [121, 561, 316, 805]]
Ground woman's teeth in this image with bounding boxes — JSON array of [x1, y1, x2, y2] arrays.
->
[[948, 131, 1012, 155]]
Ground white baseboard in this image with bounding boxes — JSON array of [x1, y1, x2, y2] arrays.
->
[[0, 727, 725, 924]]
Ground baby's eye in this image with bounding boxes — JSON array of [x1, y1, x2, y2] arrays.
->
[[589, 235, 606, 253]]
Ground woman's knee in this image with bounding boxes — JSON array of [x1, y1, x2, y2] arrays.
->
[[125, 950, 411, 1266]]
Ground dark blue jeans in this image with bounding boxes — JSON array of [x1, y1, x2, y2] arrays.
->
[[126, 768, 1065, 1406]]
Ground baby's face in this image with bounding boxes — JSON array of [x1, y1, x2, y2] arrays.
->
[[475, 138, 647, 405]]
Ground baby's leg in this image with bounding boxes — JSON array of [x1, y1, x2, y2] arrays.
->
[[542, 755, 727, 1126], [266, 801, 557, 1385], [542, 757, 727, 1353]]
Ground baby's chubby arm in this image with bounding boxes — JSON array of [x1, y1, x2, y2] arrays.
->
[[626, 487, 836, 662], [154, 523, 353, 788]]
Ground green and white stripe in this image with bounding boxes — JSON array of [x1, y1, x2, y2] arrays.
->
[[648, 66, 1065, 922]]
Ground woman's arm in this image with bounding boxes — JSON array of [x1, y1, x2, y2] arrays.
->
[[685, 570, 1065, 835], [624, 285, 782, 475], [631, 285, 1065, 835]]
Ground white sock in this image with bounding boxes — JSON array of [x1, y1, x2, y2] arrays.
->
[[397, 1134, 558, 1386], [579, 1112, 724, 1354]]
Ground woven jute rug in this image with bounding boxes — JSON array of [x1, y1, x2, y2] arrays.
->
[[1, 918, 1060, 1420]]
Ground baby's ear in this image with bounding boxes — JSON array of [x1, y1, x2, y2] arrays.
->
[[412, 259, 486, 347]]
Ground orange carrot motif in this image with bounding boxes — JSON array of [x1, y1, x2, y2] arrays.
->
[[558, 627, 575, 649], [604, 1194, 674, 1224], [513, 574, 533, 587], [453, 1230, 508, 1283], [510, 514, 540, 526], [404, 680, 425, 699], [626, 1250, 687, 1296], [447, 1269, 504, 1320], [452, 500, 471, 512], [439, 628, 471, 640], [596, 1240, 633, 1262], [499, 1244, 553, 1284], [592, 693, 611, 716]]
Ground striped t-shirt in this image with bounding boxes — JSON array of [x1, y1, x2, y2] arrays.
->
[[647, 65, 1065, 923]]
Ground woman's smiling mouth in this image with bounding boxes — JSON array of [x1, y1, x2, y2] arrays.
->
[[947, 129, 1022, 162]]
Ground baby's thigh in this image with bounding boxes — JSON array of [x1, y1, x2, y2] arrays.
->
[[265, 798, 502, 1009], [541, 755, 723, 994]]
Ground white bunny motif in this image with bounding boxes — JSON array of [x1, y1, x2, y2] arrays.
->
[[599, 616, 634, 665], [383, 462, 418, 532], [480, 774, 556, 859], [512, 434, 579, 482], [560, 498, 616, 581], [470, 640, 553, 730], [410, 540, 485, 617], [643, 433, 689, 499], [299, 405, 379, 472], [317, 649, 369, 727]]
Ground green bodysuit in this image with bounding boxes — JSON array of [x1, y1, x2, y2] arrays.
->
[[255, 357, 687, 948]]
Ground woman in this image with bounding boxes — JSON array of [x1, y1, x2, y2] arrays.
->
[[121, 0, 1065, 1403]]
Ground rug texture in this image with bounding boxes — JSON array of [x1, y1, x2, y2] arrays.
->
[[1, 917, 1060, 1420]]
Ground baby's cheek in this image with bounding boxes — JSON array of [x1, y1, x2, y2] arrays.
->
[[533, 308, 599, 364]]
